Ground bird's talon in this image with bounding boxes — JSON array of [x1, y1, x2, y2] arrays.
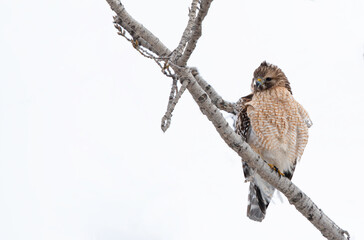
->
[[132, 39, 139, 48], [267, 163, 285, 177], [162, 62, 170, 71]]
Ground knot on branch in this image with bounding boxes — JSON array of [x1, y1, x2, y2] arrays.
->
[[191, 67, 199, 77], [198, 93, 208, 103], [291, 192, 303, 203]]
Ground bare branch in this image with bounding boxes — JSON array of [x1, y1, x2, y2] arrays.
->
[[161, 76, 188, 132], [107, 0, 171, 57], [161, 78, 178, 132], [178, 0, 213, 66], [170, 0, 213, 66], [113, 13, 174, 78], [191, 67, 236, 114], [105, 1, 350, 239], [170, 0, 200, 64], [160, 0, 200, 132]]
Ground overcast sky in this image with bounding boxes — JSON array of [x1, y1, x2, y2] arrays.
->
[[1, 0, 364, 239]]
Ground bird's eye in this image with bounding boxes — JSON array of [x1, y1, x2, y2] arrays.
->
[[265, 77, 272, 82]]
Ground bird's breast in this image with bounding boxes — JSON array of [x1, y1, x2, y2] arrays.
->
[[246, 87, 309, 171]]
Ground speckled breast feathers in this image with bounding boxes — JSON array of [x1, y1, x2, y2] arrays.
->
[[247, 87, 309, 170]]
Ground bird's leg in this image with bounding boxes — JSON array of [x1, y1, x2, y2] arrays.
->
[[267, 163, 285, 177]]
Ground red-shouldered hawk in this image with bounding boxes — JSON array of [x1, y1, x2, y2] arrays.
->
[[235, 61, 312, 222]]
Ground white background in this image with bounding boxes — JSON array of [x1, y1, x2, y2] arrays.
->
[[1, 0, 364, 239]]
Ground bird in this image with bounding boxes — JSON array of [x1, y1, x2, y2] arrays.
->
[[235, 61, 312, 222]]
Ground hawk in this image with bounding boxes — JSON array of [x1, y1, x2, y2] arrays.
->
[[235, 61, 312, 222]]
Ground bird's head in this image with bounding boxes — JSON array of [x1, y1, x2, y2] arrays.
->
[[251, 61, 292, 94]]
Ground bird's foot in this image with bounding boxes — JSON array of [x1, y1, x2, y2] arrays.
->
[[267, 163, 285, 177]]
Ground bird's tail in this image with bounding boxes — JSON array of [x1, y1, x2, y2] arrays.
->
[[243, 162, 275, 222]]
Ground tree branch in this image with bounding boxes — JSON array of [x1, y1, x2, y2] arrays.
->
[[161, 77, 188, 132], [107, 0, 171, 57], [178, 0, 214, 66], [170, 0, 200, 64], [105, 1, 350, 239], [191, 67, 237, 114]]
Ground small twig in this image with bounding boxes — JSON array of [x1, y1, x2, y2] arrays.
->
[[113, 12, 183, 132], [113, 15, 158, 56], [114, 21, 175, 79], [161, 77, 178, 132], [161, 76, 189, 132]]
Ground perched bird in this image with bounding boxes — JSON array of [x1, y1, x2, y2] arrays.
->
[[235, 61, 312, 222]]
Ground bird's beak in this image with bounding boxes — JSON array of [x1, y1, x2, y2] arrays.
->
[[256, 78, 262, 86]]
